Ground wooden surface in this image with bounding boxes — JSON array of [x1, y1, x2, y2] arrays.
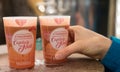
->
[[0, 45, 104, 72]]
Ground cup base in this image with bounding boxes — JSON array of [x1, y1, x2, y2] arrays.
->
[[9, 65, 34, 69], [44, 59, 67, 67]]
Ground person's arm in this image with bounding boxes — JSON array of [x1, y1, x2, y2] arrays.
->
[[55, 26, 115, 71], [101, 36, 120, 72]]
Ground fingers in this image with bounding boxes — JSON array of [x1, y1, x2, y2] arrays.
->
[[68, 28, 74, 44], [68, 25, 82, 44], [55, 41, 84, 60], [55, 25, 86, 60]]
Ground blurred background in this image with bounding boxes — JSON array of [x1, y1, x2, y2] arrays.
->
[[0, 0, 117, 45]]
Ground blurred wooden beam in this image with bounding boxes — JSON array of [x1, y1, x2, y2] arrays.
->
[[107, 0, 116, 37]]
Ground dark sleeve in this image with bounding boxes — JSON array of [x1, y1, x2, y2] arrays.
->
[[101, 36, 120, 72]]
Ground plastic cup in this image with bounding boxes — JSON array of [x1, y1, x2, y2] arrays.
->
[[39, 16, 70, 65], [3, 17, 37, 69]]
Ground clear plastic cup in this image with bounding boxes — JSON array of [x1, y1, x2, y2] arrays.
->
[[3, 17, 37, 69], [39, 16, 70, 65]]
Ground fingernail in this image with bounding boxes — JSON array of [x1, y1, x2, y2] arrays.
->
[[55, 53, 63, 60]]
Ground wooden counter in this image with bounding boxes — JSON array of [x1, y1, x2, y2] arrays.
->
[[0, 45, 104, 72]]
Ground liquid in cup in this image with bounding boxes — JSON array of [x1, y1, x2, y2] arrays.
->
[[39, 16, 70, 65], [3, 17, 37, 69]]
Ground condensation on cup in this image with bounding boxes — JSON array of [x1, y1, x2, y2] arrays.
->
[[39, 16, 70, 66], [3, 17, 37, 69]]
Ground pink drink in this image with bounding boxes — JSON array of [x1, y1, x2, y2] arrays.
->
[[3, 17, 37, 69], [39, 16, 70, 65]]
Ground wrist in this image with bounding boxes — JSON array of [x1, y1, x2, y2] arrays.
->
[[101, 38, 112, 60], [96, 36, 112, 60]]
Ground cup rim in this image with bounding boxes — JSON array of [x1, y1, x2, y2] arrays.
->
[[3, 16, 37, 19], [39, 15, 70, 18]]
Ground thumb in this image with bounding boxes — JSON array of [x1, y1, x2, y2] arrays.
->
[[55, 41, 84, 60]]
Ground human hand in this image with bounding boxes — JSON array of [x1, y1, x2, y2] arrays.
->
[[55, 25, 112, 60]]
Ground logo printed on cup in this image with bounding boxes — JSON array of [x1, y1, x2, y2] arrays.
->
[[15, 19, 27, 26], [12, 30, 34, 54], [54, 18, 64, 24], [50, 28, 68, 50]]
